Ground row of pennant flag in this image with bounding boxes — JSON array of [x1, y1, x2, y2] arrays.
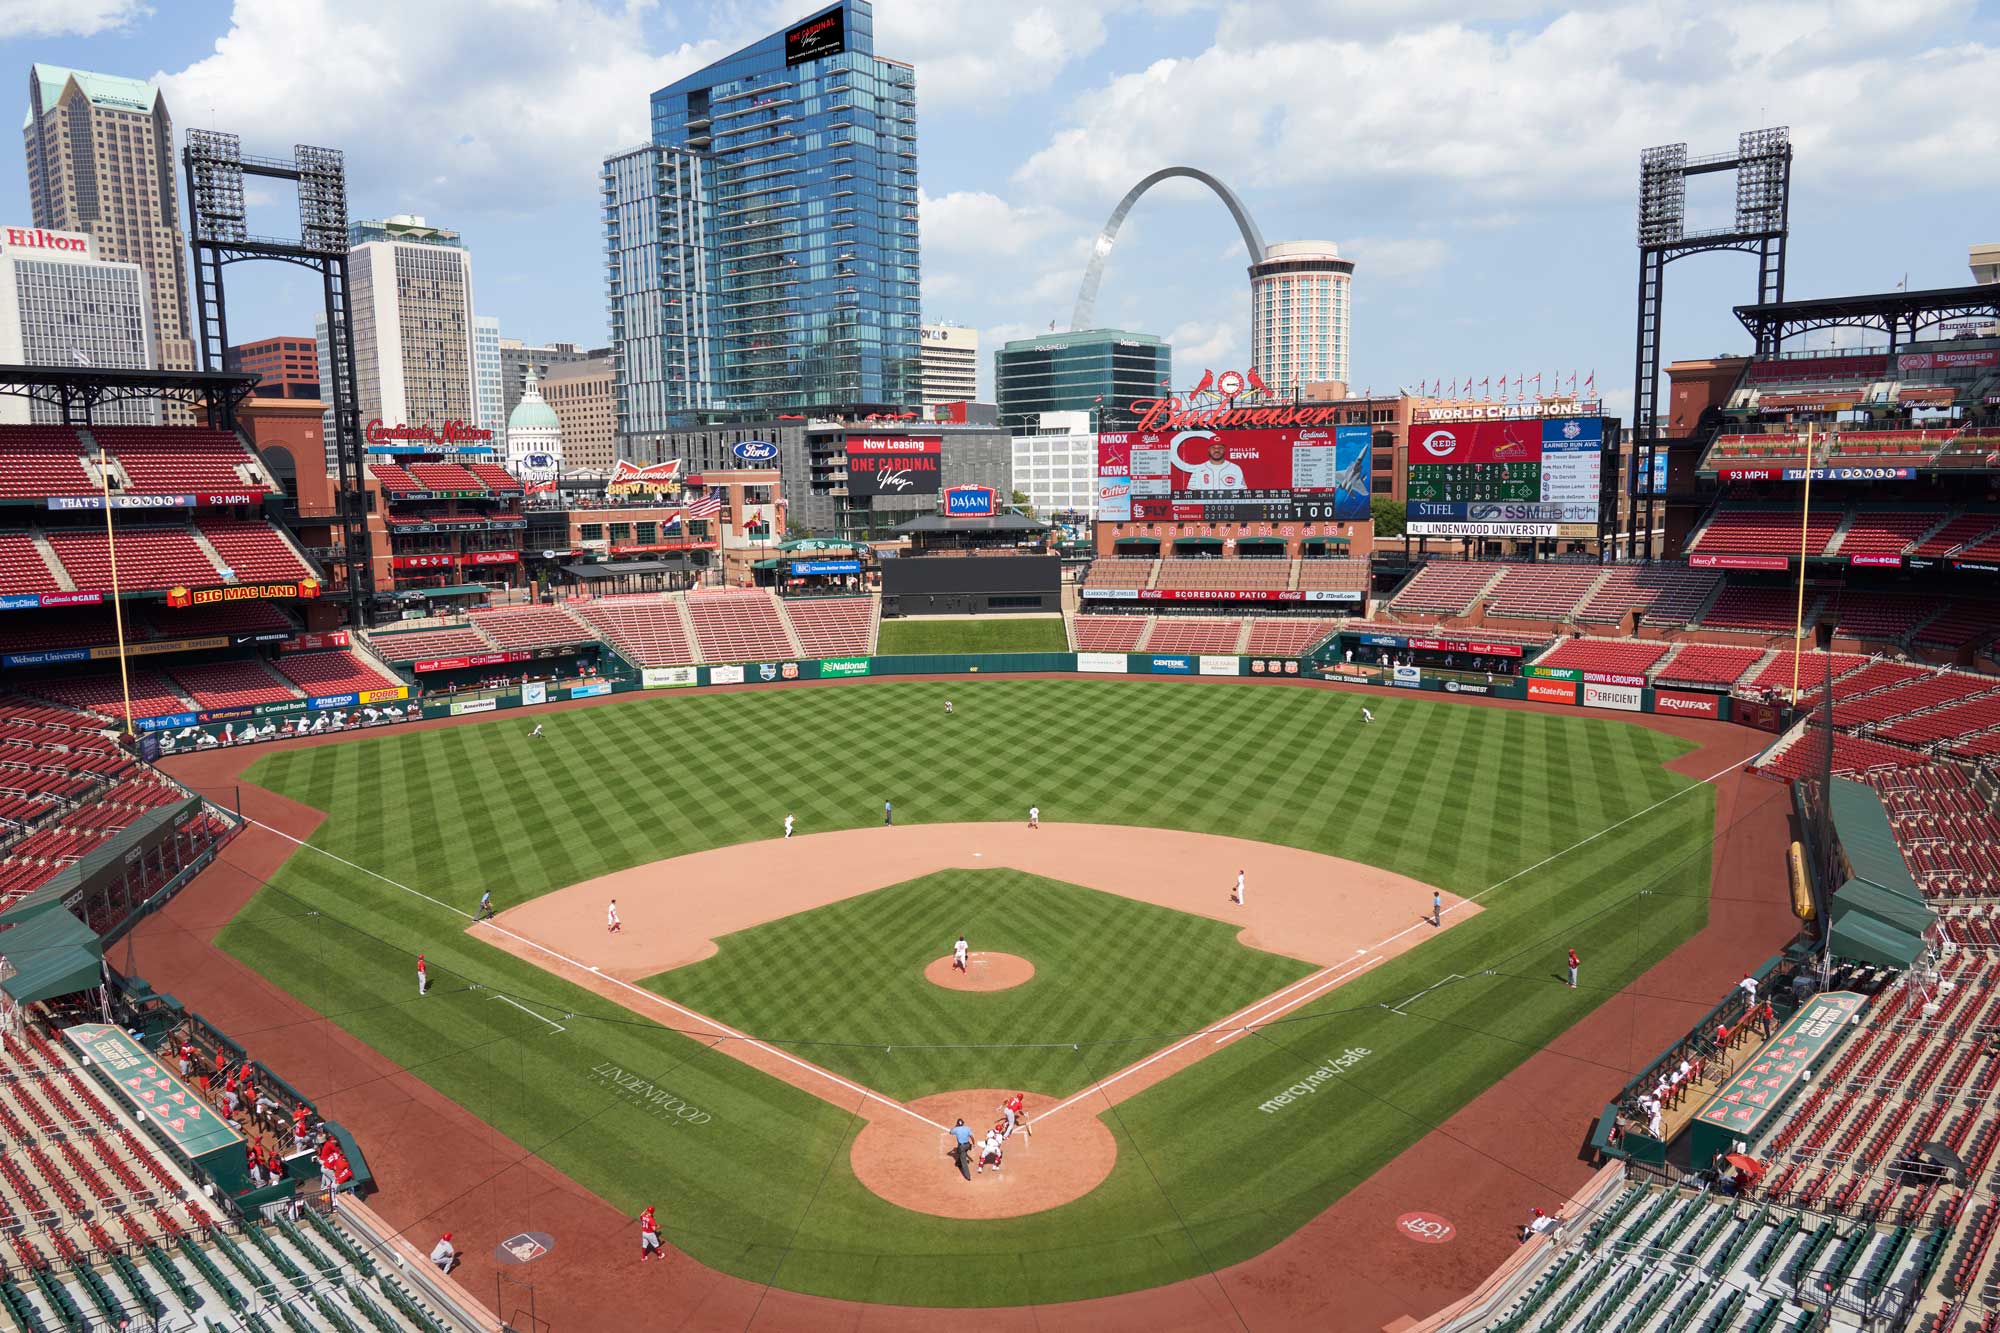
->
[[1414, 371, 1597, 400]]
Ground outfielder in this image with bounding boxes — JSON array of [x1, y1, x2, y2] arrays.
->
[[417, 953, 428, 996]]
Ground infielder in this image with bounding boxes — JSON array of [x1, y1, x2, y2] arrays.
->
[[608, 899, 622, 934], [1232, 870, 1245, 905], [1028, 805, 1039, 829], [640, 1205, 662, 1262], [953, 934, 969, 973]]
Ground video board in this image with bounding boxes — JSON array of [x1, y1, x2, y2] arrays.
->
[[846, 436, 941, 497], [1097, 425, 1370, 523], [1406, 417, 1604, 537]]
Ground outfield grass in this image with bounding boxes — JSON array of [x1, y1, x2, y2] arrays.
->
[[216, 679, 1715, 1306], [650, 869, 1314, 1101], [875, 616, 1068, 654]]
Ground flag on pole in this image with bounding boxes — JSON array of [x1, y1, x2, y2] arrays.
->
[[1447, 378, 1457, 397], [1480, 377, 1490, 399], [686, 492, 723, 519], [1585, 371, 1595, 394]]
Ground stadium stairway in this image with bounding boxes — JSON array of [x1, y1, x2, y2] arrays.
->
[[25, 532, 73, 590], [185, 523, 231, 576], [673, 595, 701, 659], [1132, 618, 1157, 652]]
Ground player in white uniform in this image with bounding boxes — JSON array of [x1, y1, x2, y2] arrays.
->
[[1028, 805, 1039, 829], [607, 899, 621, 933], [784, 813, 795, 839], [1361, 707, 1374, 724], [1232, 870, 1245, 905], [1179, 432, 1246, 490], [952, 934, 969, 973], [978, 1128, 1005, 1173], [529, 724, 542, 739]]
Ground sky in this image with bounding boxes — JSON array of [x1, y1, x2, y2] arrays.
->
[[4, 0, 1997, 418]]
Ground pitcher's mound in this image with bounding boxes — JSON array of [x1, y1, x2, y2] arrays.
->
[[851, 1088, 1115, 1219], [924, 952, 1034, 991]]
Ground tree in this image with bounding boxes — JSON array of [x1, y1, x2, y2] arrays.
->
[[1010, 489, 1037, 521], [1371, 497, 1406, 538]]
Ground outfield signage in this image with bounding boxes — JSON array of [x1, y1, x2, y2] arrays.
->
[[1582, 681, 1642, 712], [641, 666, 698, 689], [1083, 589, 1360, 603], [818, 657, 871, 678], [1526, 678, 1578, 704], [1247, 660, 1301, 674], [1405, 637, 1526, 659], [571, 681, 613, 699], [522, 681, 547, 706], [1392, 664, 1422, 687], [943, 485, 998, 518], [1077, 652, 1127, 674], [1199, 656, 1240, 676], [1149, 656, 1193, 674], [1524, 665, 1580, 681], [1688, 553, 1789, 571], [1655, 689, 1721, 718], [708, 664, 746, 684], [1, 590, 104, 611]]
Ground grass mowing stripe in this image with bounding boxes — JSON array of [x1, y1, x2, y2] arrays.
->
[[220, 678, 1719, 1307]]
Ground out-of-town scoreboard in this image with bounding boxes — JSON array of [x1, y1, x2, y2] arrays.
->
[[1405, 411, 1607, 538]]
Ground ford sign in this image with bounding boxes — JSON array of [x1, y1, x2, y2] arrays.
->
[[732, 440, 780, 463]]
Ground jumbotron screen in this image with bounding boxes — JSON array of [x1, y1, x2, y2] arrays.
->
[[1405, 417, 1604, 537], [1097, 425, 1370, 523]]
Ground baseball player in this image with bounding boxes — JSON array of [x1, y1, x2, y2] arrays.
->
[[1432, 891, 1443, 928], [1232, 869, 1245, 905], [1566, 948, 1580, 989], [478, 890, 493, 920], [177, 1039, 194, 1078], [884, 800, 893, 826], [784, 813, 795, 839], [978, 1127, 1004, 1174], [1028, 805, 1039, 829], [1000, 1092, 1030, 1139], [608, 900, 622, 933], [952, 934, 969, 973], [640, 1205, 662, 1261], [944, 700, 954, 715], [417, 954, 428, 996], [529, 723, 543, 739], [1361, 707, 1375, 724]]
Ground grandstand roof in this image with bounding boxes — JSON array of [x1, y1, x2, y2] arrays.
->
[[0, 363, 260, 420], [0, 903, 101, 1003], [1735, 282, 2000, 345]]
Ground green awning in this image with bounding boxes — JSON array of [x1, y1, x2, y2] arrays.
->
[[1832, 876, 1935, 937], [1174, 537, 1223, 547], [1235, 536, 1286, 546], [1828, 778, 1923, 904], [1829, 908, 1925, 970], [0, 907, 103, 1002], [1113, 537, 1159, 548]]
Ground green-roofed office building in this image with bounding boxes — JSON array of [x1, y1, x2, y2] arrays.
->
[[23, 64, 195, 400], [994, 328, 1171, 435]]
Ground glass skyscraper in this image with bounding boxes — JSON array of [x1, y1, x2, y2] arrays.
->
[[994, 329, 1172, 435], [605, 0, 919, 431]]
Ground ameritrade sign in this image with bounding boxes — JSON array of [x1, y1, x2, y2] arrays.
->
[[1582, 681, 1643, 712]]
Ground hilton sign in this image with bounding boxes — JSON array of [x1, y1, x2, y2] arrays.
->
[[1, 225, 94, 258]]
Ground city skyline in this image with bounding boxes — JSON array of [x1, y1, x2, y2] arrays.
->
[[2, 1, 1996, 418]]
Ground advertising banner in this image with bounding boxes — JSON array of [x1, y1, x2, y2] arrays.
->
[[1081, 588, 1361, 603], [1713, 466, 1917, 483], [521, 681, 547, 706], [1097, 476, 1133, 522], [570, 681, 612, 699], [1527, 678, 1579, 704], [394, 554, 454, 570], [943, 485, 998, 517], [606, 458, 684, 497], [846, 436, 941, 497], [1077, 652, 1127, 674], [278, 631, 351, 654], [641, 666, 697, 689], [1198, 656, 1241, 676], [164, 578, 320, 608], [1582, 681, 1643, 712], [1148, 656, 1193, 674], [1524, 665, 1581, 681], [1849, 554, 1904, 568], [792, 559, 862, 576], [1900, 348, 1999, 371], [1735, 699, 1786, 732], [1405, 637, 1526, 659], [818, 657, 871, 678], [1392, 664, 1422, 687], [708, 664, 746, 685], [360, 687, 408, 705], [47, 493, 196, 510], [785, 6, 844, 64], [1247, 659, 1301, 675], [449, 698, 498, 716], [1688, 552, 1789, 571], [412, 650, 531, 674], [1654, 689, 1721, 719], [1582, 671, 1648, 688], [1408, 521, 1558, 538]]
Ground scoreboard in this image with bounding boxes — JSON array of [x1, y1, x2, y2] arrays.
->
[[1098, 425, 1371, 523], [1406, 417, 1605, 537]]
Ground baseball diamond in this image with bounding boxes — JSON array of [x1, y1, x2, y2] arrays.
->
[[134, 675, 1750, 1319]]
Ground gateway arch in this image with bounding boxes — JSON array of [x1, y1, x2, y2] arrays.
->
[[1070, 167, 1268, 332]]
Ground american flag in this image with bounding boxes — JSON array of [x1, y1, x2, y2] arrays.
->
[[686, 492, 723, 518]]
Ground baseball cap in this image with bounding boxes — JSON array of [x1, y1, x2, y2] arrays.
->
[[442, 1233, 453, 1241]]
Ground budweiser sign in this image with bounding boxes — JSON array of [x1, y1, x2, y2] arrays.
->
[[607, 458, 684, 496], [364, 420, 494, 445]]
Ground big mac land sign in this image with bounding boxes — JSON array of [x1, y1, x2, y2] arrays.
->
[[166, 577, 321, 608]]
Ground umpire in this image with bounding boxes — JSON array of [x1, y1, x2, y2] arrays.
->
[[950, 1119, 974, 1181]]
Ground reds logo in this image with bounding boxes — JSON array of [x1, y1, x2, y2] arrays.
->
[[1419, 429, 1459, 458]]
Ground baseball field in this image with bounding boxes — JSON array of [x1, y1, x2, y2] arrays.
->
[[210, 677, 1716, 1307]]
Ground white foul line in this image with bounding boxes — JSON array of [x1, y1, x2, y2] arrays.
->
[[236, 813, 944, 1131], [487, 992, 566, 1034]]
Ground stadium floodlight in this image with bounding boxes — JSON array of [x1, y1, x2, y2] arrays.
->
[[1636, 143, 1686, 246], [185, 129, 247, 244]]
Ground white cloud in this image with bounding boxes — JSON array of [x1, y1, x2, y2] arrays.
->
[[1167, 318, 1239, 367], [2, 0, 148, 37], [1017, 0, 1998, 204], [873, 0, 1125, 106], [157, 0, 727, 217], [919, 189, 1073, 256], [1341, 236, 1446, 282]]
